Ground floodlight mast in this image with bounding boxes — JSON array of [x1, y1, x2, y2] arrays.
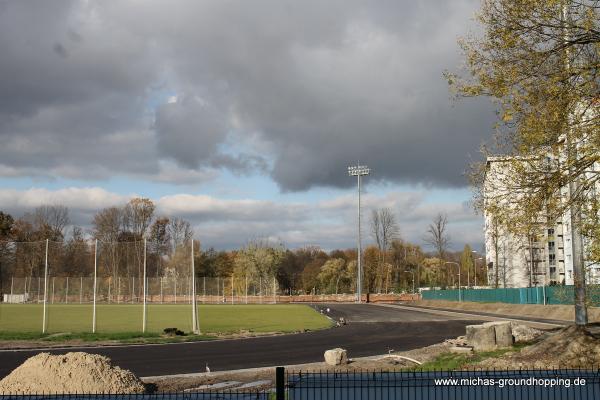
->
[[348, 164, 370, 303]]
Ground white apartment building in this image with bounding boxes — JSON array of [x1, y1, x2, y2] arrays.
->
[[484, 155, 600, 288]]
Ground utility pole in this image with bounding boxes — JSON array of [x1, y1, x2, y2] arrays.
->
[[348, 163, 370, 303]]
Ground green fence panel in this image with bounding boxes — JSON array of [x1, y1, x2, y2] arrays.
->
[[422, 285, 600, 306]]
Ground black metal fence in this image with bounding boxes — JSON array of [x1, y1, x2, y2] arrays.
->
[[286, 368, 600, 399], [2, 367, 600, 399]]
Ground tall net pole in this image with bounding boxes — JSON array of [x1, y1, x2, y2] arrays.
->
[[191, 242, 199, 333], [42, 239, 49, 333], [92, 239, 98, 333], [142, 238, 147, 333], [348, 164, 370, 303]]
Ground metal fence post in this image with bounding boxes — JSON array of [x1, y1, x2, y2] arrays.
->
[[276, 366, 285, 400]]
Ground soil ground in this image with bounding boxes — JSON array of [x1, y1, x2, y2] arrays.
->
[[145, 342, 451, 392]]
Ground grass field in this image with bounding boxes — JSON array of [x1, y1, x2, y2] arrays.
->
[[0, 304, 331, 335]]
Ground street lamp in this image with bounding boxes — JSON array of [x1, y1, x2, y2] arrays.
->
[[471, 250, 478, 287], [445, 262, 461, 302], [348, 163, 370, 303], [404, 270, 415, 294]]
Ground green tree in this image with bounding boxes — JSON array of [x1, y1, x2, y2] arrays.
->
[[233, 240, 285, 287], [448, 0, 599, 325], [317, 258, 348, 294], [460, 244, 474, 288]]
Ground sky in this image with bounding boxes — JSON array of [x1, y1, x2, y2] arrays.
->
[[0, 0, 496, 252]]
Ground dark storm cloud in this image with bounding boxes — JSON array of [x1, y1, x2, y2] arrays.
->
[[0, 0, 492, 189]]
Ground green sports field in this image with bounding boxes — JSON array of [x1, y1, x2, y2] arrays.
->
[[0, 304, 331, 334]]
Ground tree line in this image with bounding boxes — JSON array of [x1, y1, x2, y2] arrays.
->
[[0, 200, 484, 297]]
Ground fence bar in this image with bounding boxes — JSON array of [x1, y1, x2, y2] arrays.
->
[[231, 276, 234, 304], [245, 275, 248, 304], [276, 366, 285, 400]]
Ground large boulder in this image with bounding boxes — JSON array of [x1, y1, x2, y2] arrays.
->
[[324, 348, 349, 366], [466, 324, 497, 351], [512, 323, 545, 343], [483, 321, 514, 348]]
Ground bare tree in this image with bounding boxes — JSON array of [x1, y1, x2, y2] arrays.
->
[[149, 217, 171, 277], [33, 205, 70, 240], [123, 198, 155, 239], [92, 207, 123, 243], [92, 207, 125, 280], [424, 213, 450, 287], [371, 208, 399, 292], [167, 217, 193, 251]]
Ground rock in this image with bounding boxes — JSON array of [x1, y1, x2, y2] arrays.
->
[[445, 336, 467, 346], [324, 348, 348, 366], [450, 346, 473, 354], [466, 324, 497, 351], [511, 324, 545, 343], [483, 321, 514, 348]]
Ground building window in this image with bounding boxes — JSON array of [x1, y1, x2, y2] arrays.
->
[[548, 242, 555, 251], [549, 254, 556, 265], [548, 228, 555, 235]]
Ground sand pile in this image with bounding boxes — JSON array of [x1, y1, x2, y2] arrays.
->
[[477, 325, 600, 369], [0, 352, 146, 394]]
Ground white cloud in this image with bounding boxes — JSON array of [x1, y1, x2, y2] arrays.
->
[[0, 187, 483, 251]]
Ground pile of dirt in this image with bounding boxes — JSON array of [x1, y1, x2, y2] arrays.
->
[[0, 352, 146, 394], [476, 325, 600, 369]]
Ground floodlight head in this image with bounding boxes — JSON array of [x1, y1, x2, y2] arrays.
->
[[348, 164, 370, 176]]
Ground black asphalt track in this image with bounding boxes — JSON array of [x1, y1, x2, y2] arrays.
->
[[0, 303, 483, 378]]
